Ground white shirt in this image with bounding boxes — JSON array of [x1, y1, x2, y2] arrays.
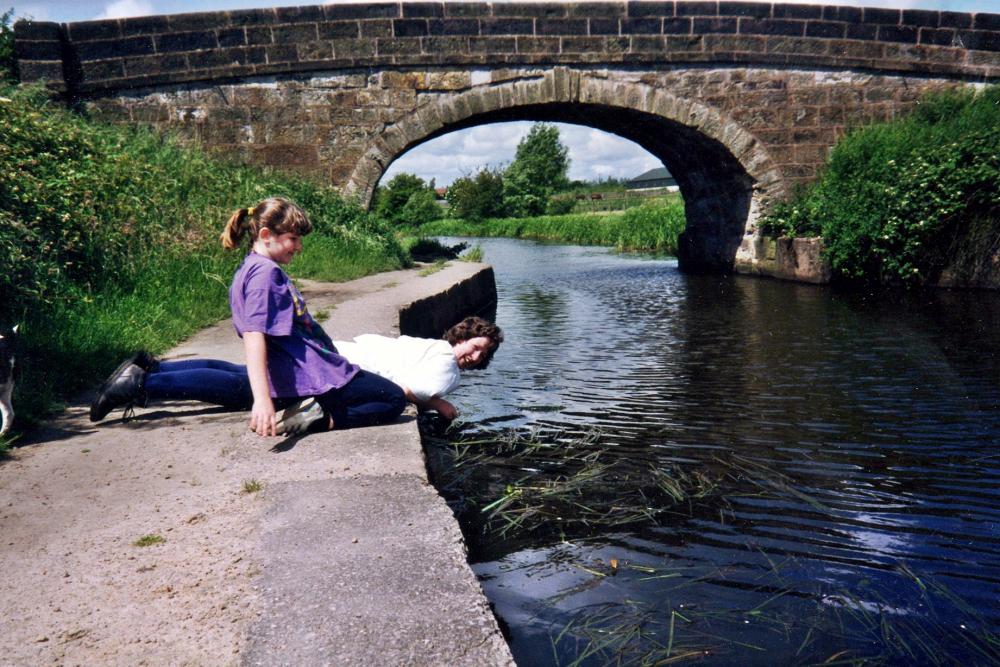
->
[[334, 335, 460, 402]]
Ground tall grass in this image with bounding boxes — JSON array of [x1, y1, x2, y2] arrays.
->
[[417, 196, 686, 254], [762, 85, 1000, 286], [1, 84, 407, 427]]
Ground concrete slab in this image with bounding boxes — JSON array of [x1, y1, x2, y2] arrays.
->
[[0, 262, 513, 666]]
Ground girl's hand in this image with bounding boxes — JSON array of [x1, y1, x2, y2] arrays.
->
[[250, 398, 277, 436], [430, 397, 459, 421]]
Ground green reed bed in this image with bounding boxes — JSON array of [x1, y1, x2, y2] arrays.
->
[[415, 196, 686, 254], [0, 84, 407, 426]]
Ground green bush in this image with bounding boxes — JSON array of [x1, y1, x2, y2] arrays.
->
[[762, 86, 1000, 286], [545, 195, 577, 216], [446, 168, 506, 221], [0, 9, 15, 83], [374, 172, 440, 226], [0, 84, 407, 426]]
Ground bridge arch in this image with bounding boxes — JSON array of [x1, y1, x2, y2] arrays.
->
[[345, 70, 781, 273]]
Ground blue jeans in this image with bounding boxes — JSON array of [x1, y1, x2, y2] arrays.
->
[[144, 359, 405, 429]]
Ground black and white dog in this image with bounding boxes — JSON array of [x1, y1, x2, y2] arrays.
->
[[0, 326, 18, 436]]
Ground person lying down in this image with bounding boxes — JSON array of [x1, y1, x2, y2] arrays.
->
[[334, 316, 502, 422], [88, 316, 503, 431]]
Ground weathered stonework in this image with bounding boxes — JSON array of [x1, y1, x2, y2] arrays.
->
[[13, 1, 1000, 274]]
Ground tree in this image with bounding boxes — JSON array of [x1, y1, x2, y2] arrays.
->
[[446, 168, 506, 221], [374, 172, 440, 226], [0, 9, 17, 83], [503, 123, 570, 217]]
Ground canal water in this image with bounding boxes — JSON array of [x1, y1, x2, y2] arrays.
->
[[422, 237, 1000, 666]]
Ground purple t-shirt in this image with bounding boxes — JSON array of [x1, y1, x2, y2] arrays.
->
[[229, 252, 359, 398]]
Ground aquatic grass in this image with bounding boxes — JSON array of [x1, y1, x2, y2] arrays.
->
[[426, 426, 721, 542], [459, 244, 484, 262]]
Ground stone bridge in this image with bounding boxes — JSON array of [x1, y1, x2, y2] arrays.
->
[[14, 2, 1000, 273]]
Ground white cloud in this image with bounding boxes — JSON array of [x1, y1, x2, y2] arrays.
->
[[383, 122, 662, 187], [93, 0, 156, 20]]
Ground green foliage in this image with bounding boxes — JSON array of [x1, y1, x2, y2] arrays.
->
[[446, 167, 506, 221], [0, 9, 15, 83], [459, 244, 484, 262], [762, 85, 1000, 286], [545, 195, 577, 216], [374, 172, 441, 226], [419, 196, 686, 254], [503, 123, 571, 217], [0, 83, 407, 427]]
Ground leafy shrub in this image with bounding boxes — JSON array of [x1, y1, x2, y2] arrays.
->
[[503, 123, 570, 217], [0, 9, 15, 83], [446, 168, 506, 221], [762, 86, 1000, 286], [374, 172, 440, 226], [545, 195, 577, 216]]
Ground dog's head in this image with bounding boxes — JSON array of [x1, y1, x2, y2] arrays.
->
[[0, 325, 18, 385]]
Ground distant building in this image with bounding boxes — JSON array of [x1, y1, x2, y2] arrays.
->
[[626, 167, 678, 192]]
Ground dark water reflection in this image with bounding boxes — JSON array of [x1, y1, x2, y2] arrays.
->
[[424, 238, 1000, 666]]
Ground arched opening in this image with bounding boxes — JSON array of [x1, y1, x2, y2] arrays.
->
[[346, 72, 781, 274]]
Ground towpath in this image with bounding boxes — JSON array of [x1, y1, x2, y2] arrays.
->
[[0, 263, 513, 666]]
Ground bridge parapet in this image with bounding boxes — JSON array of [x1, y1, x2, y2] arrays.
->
[[14, 1, 1000, 94]]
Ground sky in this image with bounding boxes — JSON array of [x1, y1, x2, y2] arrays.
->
[[14, 0, 999, 185]]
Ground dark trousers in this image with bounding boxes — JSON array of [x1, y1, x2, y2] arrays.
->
[[144, 359, 405, 429]]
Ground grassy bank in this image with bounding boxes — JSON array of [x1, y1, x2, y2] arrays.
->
[[415, 196, 686, 254], [1, 84, 407, 430], [762, 85, 1000, 286]]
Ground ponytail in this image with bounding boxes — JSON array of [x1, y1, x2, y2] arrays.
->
[[220, 199, 312, 250], [220, 208, 253, 250]]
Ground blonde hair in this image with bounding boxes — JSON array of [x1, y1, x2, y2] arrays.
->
[[220, 197, 313, 250]]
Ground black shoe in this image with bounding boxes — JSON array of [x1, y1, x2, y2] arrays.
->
[[89, 361, 147, 422], [133, 350, 160, 373]]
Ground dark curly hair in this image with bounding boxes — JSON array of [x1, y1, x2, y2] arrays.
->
[[444, 316, 504, 370]]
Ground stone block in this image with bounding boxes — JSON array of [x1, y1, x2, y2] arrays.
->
[[334, 38, 377, 58], [124, 53, 187, 76], [694, 18, 738, 34], [68, 20, 121, 41], [623, 17, 662, 33], [879, 25, 918, 43], [481, 18, 534, 35], [277, 5, 325, 22], [394, 19, 429, 37], [319, 21, 360, 39], [863, 7, 901, 25], [376, 37, 422, 55], [13, 20, 61, 40], [157, 31, 219, 53], [218, 27, 248, 48], [902, 10, 940, 27], [919, 27, 957, 46], [247, 26, 273, 45], [806, 21, 845, 38], [228, 8, 278, 26], [516, 36, 561, 52], [425, 36, 473, 53], [273, 23, 319, 43], [561, 36, 606, 52], [325, 3, 399, 20], [768, 36, 828, 55], [739, 18, 805, 36], [428, 18, 480, 35], [79, 36, 156, 60], [960, 30, 1000, 52], [298, 40, 334, 62], [380, 70, 428, 88], [360, 20, 393, 38], [537, 18, 588, 35], [266, 43, 297, 63], [569, 2, 625, 18], [81, 59, 125, 81], [470, 36, 517, 53], [445, 3, 492, 18], [822, 6, 861, 22], [590, 18, 622, 35], [258, 143, 320, 167], [665, 34, 706, 50], [13, 39, 61, 61], [16, 60, 64, 83], [939, 12, 973, 29], [427, 71, 471, 89], [773, 4, 823, 20], [493, 3, 567, 18]]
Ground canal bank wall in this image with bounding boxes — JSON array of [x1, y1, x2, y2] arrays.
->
[[0, 263, 513, 666]]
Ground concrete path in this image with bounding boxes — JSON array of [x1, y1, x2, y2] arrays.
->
[[0, 263, 513, 666]]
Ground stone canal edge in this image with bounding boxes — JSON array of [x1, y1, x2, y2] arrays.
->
[[0, 262, 515, 666]]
